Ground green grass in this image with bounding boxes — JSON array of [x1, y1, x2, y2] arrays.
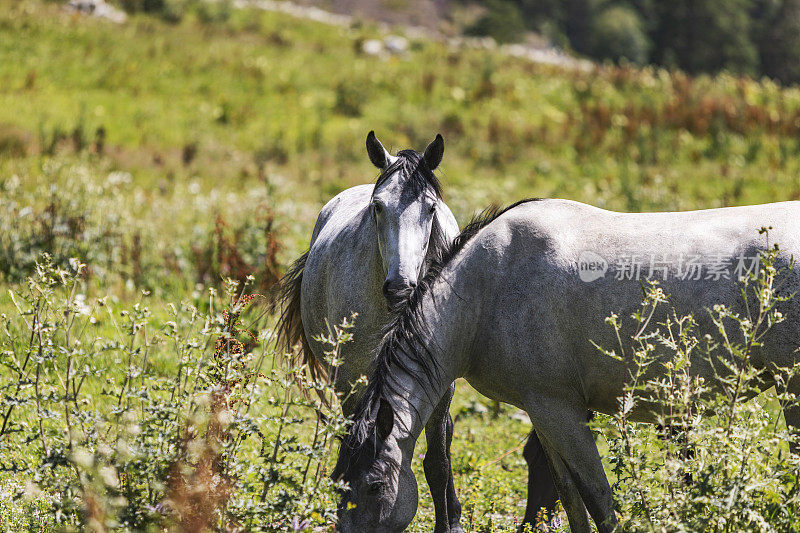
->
[[2, 0, 800, 530]]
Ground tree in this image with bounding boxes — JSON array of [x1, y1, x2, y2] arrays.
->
[[564, 0, 595, 54], [757, 0, 800, 84], [589, 5, 651, 64], [650, 0, 759, 75]]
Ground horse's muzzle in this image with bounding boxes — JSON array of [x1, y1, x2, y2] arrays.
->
[[382, 279, 415, 311]]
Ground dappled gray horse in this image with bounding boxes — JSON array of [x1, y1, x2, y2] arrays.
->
[[274, 132, 463, 532], [333, 198, 800, 533]]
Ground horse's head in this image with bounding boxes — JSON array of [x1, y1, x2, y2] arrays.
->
[[366, 131, 446, 310], [332, 397, 417, 533]]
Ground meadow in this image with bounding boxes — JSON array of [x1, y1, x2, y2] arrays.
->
[[1, 1, 800, 530]]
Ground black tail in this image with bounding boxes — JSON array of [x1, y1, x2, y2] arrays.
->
[[273, 251, 326, 380]]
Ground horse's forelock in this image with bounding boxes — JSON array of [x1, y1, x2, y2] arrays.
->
[[373, 149, 442, 200]]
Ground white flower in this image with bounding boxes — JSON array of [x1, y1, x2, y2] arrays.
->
[[73, 294, 91, 316], [106, 171, 132, 187]]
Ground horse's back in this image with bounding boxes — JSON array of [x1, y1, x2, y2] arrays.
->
[[497, 199, 800, 248], [490, 198, 800, 320], [309, 184, 374, 244], [460, 199, 800, 412], [300, 184, 386, 388]]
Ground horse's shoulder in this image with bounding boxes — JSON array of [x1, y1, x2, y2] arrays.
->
[[309, 185, 372, 245]]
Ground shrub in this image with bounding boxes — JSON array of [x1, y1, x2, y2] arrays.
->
[[0, 164, 132, 283], [0, 163, 281, 294], [0, 257, 350, 531], [333, 81, 364, 118], [465, 0, 527, 44], [589, 6, 651, 65], [191, 0, 232, 24], [192, 213, 281, 293], [0, 124, 29, 157], [117, 0, 233, 24], [592, 240, 800, 531], [116, 0, 186, 22]]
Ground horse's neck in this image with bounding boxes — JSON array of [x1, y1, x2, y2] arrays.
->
[[388, 275, 475, 441], [386, 359, 452, 443], [344, 211, 386, 306]]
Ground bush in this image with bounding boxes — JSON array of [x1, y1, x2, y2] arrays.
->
[[117, 0, 186, 22], [0, 163, 281, 293], [465, 0, 527, 44], [592, 242, 800, 531], [333, 81, 365, 118], [116, 0, 232, 24], [589, 5, 651, 65], [0, 257, 351, 530], [192, 0, 232, 24]]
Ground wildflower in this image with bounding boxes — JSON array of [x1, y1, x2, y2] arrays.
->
[[73, 294, 91, 315], [292, 516, 311, 531]]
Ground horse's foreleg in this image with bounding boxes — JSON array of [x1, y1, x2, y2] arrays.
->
[[424, 383, 462, 533], [528, 399, 617, 533], [520, 430, 559, 531]]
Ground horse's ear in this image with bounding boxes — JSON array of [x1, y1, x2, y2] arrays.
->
[[366, 130, 390, 169], [376, 398, 394, 441], [423, 133, 444, 171]]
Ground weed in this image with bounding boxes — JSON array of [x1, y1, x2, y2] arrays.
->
[[593, 239, 800, 531]]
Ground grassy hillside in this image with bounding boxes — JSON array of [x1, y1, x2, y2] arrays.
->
[[1, 1, 800, 530]]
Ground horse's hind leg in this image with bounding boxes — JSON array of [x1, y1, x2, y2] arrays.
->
[[520, 430, 559, 531], [520, 410, 595, 531], [424, 382, 463, 533], [443, 395, 463, 533], [527, 399, 617, 533], [538, 436, 590, 533], [780, 373, 800, 456]]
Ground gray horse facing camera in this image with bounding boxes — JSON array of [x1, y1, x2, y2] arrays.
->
[[274, 132, 464, 532]]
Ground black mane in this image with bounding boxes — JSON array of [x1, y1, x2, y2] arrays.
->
[[343, 198, 541, 454], [373, 149, 442, 200]]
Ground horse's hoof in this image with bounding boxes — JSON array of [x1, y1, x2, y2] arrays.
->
[[449, 526, 465, 533]]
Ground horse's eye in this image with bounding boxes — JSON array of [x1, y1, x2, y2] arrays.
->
[[372, 202, 383, 214]]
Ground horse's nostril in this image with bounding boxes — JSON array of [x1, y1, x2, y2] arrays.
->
[[384, 279, 413, 301]]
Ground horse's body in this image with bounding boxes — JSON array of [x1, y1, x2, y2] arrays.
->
[[334, 198, 800, 533], [276, 133, 463, 533]]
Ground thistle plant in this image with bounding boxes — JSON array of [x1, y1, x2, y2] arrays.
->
[[0, 258, 347, 531], [593, 236, 800, 532]]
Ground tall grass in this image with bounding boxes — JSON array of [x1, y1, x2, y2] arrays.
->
[[0, 162, 280, 294]]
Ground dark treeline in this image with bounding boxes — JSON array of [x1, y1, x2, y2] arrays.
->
[[465, 0, 800, 84]]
